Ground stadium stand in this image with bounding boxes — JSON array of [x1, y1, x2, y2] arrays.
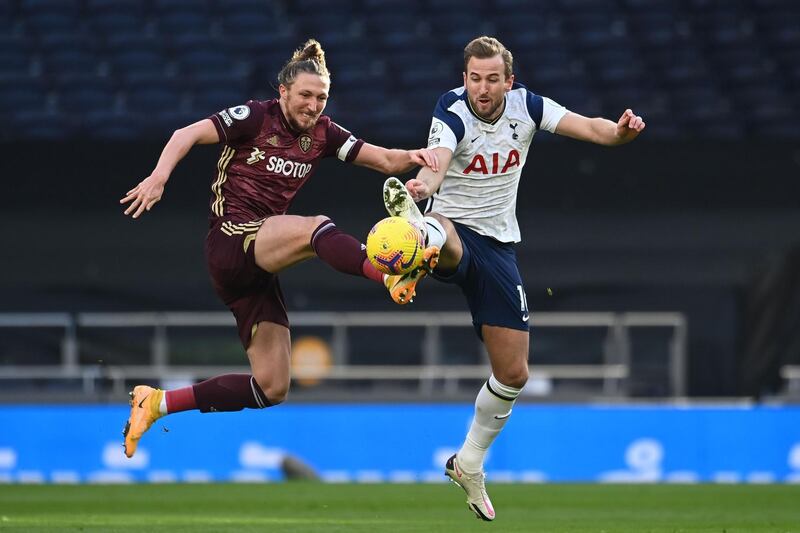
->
[[2, 1, 800, 401], [0, 0, 798, 141]]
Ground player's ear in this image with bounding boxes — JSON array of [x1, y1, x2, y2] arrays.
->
[[505, 73, 515, 90], [462, 71, 467, 87], [278, 83, 288, 99]]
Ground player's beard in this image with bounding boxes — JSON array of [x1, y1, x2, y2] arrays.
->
[[287, 110, 319, 132], [469, 94, 504, 122]]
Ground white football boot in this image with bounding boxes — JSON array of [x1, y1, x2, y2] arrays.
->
[[383, 177, 427, 241], [444, 454, 496, 521], [382, 177, 440, 304]]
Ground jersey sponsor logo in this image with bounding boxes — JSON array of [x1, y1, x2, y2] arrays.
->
[[246, 146, 266, 165], [299, 134, 312, 153], [463, 150, 521, 175], [428, 137, 440, 147], [265, 156, 312, 178], [219, 110, 233, 127], [228, 105, 250, 120]]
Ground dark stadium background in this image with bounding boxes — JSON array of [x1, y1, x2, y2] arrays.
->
[[1, 0, 799, 400]]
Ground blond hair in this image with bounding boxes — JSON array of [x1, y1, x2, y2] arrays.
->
[[278, 39, 330, 86], [463, 36, 513, 78]]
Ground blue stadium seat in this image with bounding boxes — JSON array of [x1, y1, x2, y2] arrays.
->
[[493, 0, 551, 8], [295, 16, 361, 47], [151, 0, 210, 13], [192, 87, 249, 115], [0, 0, 797, 141], [0, 77, 49, 114], [362, 0, 420, 9], [13, 110, 74, 139], [175, 49, 232, 75], [89, 12, 147, 36], [86, 0, 143, 10], [218, 11, 278, 37], [57, 76, 118, 114], [221, 28, 294, 60], [20, 0, 81, 14], [84, 110, 141, 139], [427, 0, 484, 9], [43, 49, 103, 78], [112, 50, 170, 80], [157, 12, 211, 37], [125, 86, 186, 115], [212, 0, 277, 12], [758, 12, 800, 47], [0, 36, 34, 78], [37, 32, 97, 55], [291, 0, 359, 11]]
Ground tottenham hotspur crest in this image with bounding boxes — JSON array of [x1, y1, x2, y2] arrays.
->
[[299, 134, 312, 153]]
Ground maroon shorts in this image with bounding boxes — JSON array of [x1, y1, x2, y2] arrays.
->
[[205, 216, 289, 348]]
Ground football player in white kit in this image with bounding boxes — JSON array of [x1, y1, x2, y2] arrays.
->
[[383, 36, 645, 520]]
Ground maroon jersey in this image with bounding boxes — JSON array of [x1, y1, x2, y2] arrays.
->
[[207, 99, 364, 221]]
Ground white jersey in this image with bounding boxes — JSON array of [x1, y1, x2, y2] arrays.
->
[[426, 83, 568, 243]]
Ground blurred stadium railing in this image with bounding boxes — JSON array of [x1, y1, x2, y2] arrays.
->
[[0, 310, 686, 402]]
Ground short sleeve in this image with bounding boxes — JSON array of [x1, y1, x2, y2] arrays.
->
[[323, 120, 365, 162], [428, 91, 465, 152], [427, 118, 458, 152], [539, 96, 569, 133], [208, 101, 264, 143]]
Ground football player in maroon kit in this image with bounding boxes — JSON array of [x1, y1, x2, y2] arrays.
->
[[119, 39, 440, 458]]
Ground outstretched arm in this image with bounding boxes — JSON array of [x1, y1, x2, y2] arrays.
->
[[352, 143, 439, 175], [555, 108, 645, 146], [120, 119, 219, 218], [404, 147, 453, 202]]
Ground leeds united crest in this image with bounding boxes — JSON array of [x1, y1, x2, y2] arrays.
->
[[299, 135, 312, 153]]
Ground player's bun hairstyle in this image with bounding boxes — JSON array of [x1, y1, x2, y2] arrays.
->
[[463, 36, 513, 78], [278, 39, 330, 86]]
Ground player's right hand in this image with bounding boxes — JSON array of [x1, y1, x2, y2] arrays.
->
[[120, 173, 167, 219], [405, 178, 431, 202]]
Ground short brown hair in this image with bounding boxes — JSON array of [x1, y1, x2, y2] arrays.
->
[[463, 36, 513, 78], [278, 39, 330, 87]]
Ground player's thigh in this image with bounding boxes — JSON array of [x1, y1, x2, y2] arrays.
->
[[246, 321, 291, 401], [427, 213, 463, 272], [481, 324, 530, 388], [254, 214, 327, 273]]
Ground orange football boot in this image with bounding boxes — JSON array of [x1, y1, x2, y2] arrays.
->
[[122, 385, 164, 458], [385, 246, 439, 304]]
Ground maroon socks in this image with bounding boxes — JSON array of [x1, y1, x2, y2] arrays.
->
[[165, 374, 270, 414], [311, 219, 384, 283]]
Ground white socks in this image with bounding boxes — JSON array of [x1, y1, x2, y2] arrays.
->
[[457, 374, 522, 473], [423, 216, 446, 249]]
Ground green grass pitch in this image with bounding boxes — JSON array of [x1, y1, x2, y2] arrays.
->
[[0, 483, 798, 532]]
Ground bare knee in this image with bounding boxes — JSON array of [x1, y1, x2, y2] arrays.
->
[[251, 371, 290, 405], [248, 348, 291, 406], [494, 363, 529, 390]]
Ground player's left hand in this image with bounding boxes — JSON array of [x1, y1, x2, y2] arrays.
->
[[120, 173, 167, 219], [615, 109, 645, 143], [409, 148, 439, 173]]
